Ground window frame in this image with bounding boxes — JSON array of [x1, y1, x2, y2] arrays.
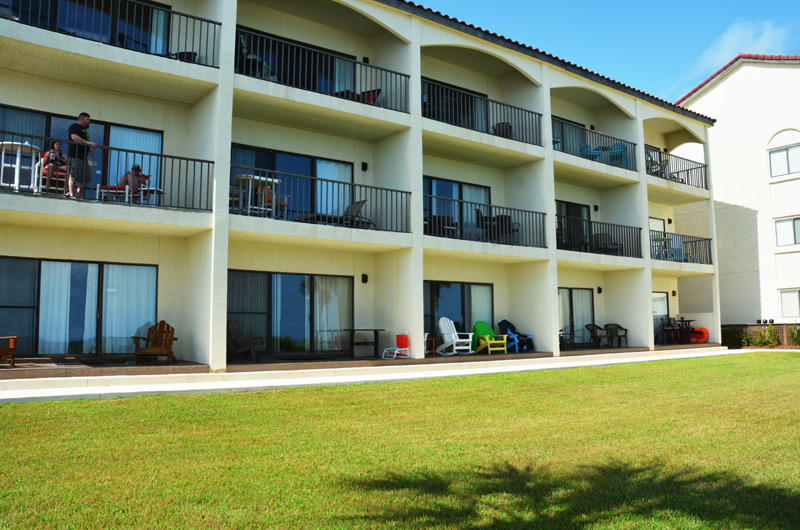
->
[[779, 289, 800, 318], [0, 255, 158, 356], [769, 144, 800, 178], [227, 269, 354, 356], [423, 280, 495, 339], [775, 217, 800, 246]]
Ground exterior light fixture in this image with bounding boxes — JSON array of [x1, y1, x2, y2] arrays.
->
[[597, 287, 602, 294], [672, 290, 677, 296]]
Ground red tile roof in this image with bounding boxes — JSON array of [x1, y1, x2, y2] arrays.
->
[[378, 0, 715, 125], [676, 53, 800, 105]]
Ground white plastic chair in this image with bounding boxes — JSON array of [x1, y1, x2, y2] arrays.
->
[[435, 317, 473, 356], [382, 331, 410, 359]]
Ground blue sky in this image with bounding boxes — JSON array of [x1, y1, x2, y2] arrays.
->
[[415, 0, 800, 102]]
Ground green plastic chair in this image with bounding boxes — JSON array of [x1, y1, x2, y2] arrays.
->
[[471, 321, 507, 354]]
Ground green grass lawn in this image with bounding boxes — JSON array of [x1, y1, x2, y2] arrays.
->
[[1, 351, 799, 529]]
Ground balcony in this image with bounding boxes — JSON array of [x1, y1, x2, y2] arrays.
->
[[556, 215, 642, 258], [650, 231, 712, 264], [645, 147, 708, 190], [1, 130, 213, 211], [422, 79, 542, 146], [423, 195, 546, 247], [552, 117, 637, 171], [5, 0, 221, 67], [235, 28, 409, 113], [230, 165, 410, 233]]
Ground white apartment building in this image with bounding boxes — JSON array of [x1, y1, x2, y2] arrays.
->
[[677, 54, 800, 325], [0, 0, 720, 371]]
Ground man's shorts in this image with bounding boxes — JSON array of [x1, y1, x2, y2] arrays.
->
[[68, 158, 91, 186]]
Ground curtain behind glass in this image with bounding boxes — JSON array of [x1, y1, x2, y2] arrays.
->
[[316, 159, 352, 215], [558, 288, 570, 334], [39, 262, 98, 354], [333, 57, 354, 92], [467, 285, 492, 330], [572, 289, 593, 344], [108, 125, 162, 187], [652, 292, 668, 331], [227, 270, 269, 340], [463, 183, 489, 240], [314, 276, 352, 351], [0, 106, 47, 186], [102, 264, 157, 354]]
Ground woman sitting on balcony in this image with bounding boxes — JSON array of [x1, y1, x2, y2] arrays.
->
[[42, 140, 67, 194], [116, 164, 150, 195]]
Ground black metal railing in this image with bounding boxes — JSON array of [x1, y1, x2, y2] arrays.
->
[[644, 146, 708, 189], [230, 165, 410, 233], [0, 129, 213, 210], [650, 230, 712, 264], [7, 0, 220, 67], [423, 195, 546, 247], [236, 28, 409, 113], [556, 215, 642, 258], [552, 117, 637, 171], [422, 79, 542, 145]]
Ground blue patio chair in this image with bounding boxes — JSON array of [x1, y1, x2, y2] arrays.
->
[[579, 143, 602, 161], [609, 142, 628, 168], [498, 319, 534, 352]]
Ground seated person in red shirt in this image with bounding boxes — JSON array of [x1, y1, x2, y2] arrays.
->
[[42, 140, 68, 194], [116, 164, 150, 195]]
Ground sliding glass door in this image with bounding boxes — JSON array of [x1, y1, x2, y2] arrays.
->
[[424, 280, 493, 338], [558, 287, 594, 345], [0, 257, 157, 356], [228, 270, 353, 356]]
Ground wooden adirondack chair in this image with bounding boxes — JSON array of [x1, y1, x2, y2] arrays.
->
[[471, 321, 507, 354], [435, 317, 473, 356], [227, 320, 266, 363], [132, 320, 178, 365], [0, 336, 17, 368]]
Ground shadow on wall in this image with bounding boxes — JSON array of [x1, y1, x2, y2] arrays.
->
[[713, 200, 761, 323], [345, 461, 799, 528]]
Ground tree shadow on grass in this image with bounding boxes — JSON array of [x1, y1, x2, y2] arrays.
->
[[345, 461, 800, 529]]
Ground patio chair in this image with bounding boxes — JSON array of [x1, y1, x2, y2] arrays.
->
[[604, 323, 628, 347], [498, 319, 534, 352], [382, 331, 410, 359], [299, 200, 375, 229], [608, 142, 629, 169], [660, 317, 680, 344], [593, 233, 623, 255], [227, 320, 266, 363], [132, 320, 178, 365], [435, 317, 472, 356], [476, 208, 519, 244], [471, 321, 507, 354], [579, 142, 602, 161], [585, 323, 608, 348], [560, 325, 575, 350], [0, 335, 17, 368]]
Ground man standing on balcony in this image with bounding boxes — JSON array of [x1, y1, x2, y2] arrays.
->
[[67, 112, 96, 199]]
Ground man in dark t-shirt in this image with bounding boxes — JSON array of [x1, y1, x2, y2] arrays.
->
[[67, 112, 96, 198]]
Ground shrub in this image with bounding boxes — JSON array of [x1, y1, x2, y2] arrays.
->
[[788, 325, 800, 346], [725, 326, 742, 348], [741, 328, 752, 347], [756, 324, 781, 348]]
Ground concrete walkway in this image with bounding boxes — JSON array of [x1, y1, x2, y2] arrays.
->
[[0, 346, 742, 404]]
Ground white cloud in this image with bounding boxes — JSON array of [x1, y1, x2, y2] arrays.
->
[[667, 19, 792, 102], [690, 19, 791, 77]]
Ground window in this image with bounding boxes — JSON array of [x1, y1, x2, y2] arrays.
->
[[423, 176, 490, 239], [227, 270, 353, 355], [422, 78, 488, 132], [652, 292, 669, 331], [780, 290, 800, 318], [236, 26, 355, 94], [1, 104, 163, 196], [424, 281, 493, 339], [0, 257, 157, 355], [556, 200, 591, 250], [769, 145, 800, 177], [649, 217, 666, 233], [775, 217, 800, 246], [231, 144, 353, 220], [558, 287, 594, 345], [14, 0, 169, 55]]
